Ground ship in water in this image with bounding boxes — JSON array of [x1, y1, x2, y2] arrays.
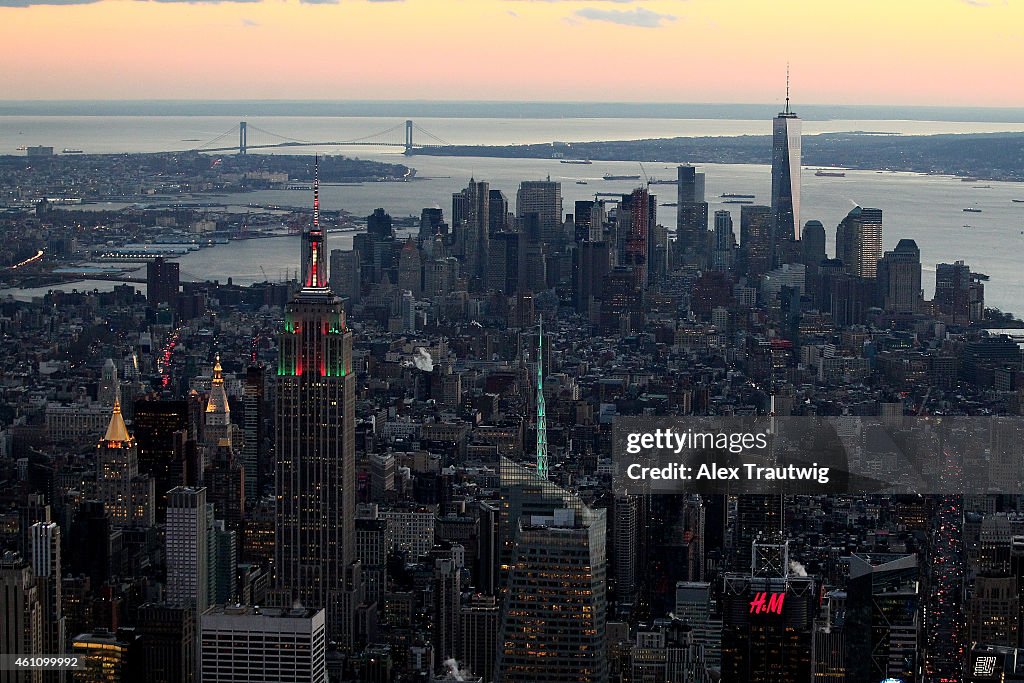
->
[[1013, 199, 1024, 203], [603, 173, 641, 181], [576, 180, 588, 185], [814, 169, 846, 177], [721, 193, 755, 199], [561, 159, 592, 165], [647, 178, 678, 185], [963, 207, 983, 213], [723, 199, 754, 204], [62, 149, 84, 154]]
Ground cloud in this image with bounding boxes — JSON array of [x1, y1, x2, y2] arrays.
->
[[0, 0, 99, 5], [574, 6, 676, 27]]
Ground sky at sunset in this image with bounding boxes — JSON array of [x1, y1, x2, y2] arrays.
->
[[1, 0, 1022, 106]]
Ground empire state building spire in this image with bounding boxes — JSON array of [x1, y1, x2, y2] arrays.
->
[[301, 156, 328, 291]]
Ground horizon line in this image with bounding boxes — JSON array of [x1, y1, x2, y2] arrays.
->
[[2, 98, 1024, 111]]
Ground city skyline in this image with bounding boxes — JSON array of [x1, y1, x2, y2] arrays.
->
[[2, 11, 1024, 678], [1, 0, 1023, 106]]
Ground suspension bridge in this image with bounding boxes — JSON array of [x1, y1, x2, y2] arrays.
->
[[190, 120, 451, 155]]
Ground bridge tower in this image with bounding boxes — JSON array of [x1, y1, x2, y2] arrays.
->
[[404, 120, 414, 155], [239, 121, 248, 155]]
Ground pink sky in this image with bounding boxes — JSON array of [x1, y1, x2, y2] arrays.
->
[[1, 0, 1022, 106]]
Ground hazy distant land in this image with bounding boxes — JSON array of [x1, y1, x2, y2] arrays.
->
[[412, 132, 1024, 182]]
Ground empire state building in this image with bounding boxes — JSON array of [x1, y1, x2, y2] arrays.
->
[[274, 159, 359, 642]]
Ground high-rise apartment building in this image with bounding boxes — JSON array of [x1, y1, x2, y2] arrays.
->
[[147, 256, 180, 307]]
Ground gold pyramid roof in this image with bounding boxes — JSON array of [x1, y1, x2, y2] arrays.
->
[[101, 399, 132, 445]]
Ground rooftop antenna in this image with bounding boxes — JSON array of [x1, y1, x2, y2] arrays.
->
[[785, 63, 791, 114], [313, 155, 320, 230], [536, 316, 548, 480]]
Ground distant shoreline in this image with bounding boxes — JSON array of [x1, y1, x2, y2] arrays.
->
[[409, 131, 1024, 183], [3, 100, 1024, 123]]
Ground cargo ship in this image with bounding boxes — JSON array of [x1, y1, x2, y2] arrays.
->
[[560, 159, 592, 165], [603, 174, 641, 181], [814, 169, 846, 177]]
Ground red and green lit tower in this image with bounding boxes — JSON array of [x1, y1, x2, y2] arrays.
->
[[274, 157, 357, 641]]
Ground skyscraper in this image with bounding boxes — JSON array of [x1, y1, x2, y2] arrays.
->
[[496, 459, 607, 683], [835, 206, 883, 279], [240, 364, 264, 505], [137, 604, 196, 683], [166, 486, 209, 614], [801, 220, 826, 267], [199, 606, 327, 683], [516, 179, 562, 243], [936, 260, 985, 322], [133, 398, 188, 522], [845, 553, 920, 683], [619, 188, 651, 290], [96, 401, 155, 528], [147, 256, 180, 307], [877, 238, 922, 313], [535, 318, 548, 480], [770, 76, 801, 263], [329, 248, 361, 304], [574, 199, 606, 243], [204, 355, 232, 449], [676, 165, 709, 267], [0, 552, 43, 675], [275, 161, 359, 642], [712, 209, 736, 273], [721, 541, 815, 683], [29, 522, 64, 665], [740, 205, 773, 280], [454, 179, 490, 287]]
